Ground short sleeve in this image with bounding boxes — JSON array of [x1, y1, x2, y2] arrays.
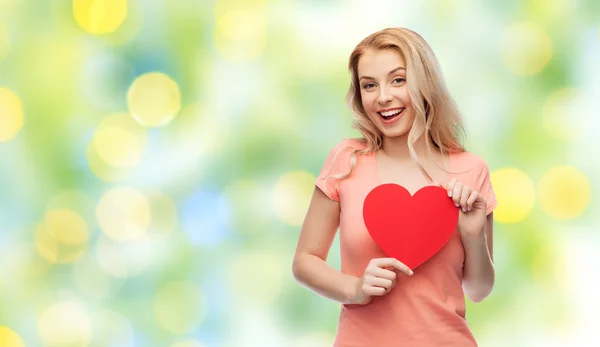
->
[[475, 157, 497, 215], [315, 138, 364, 201]]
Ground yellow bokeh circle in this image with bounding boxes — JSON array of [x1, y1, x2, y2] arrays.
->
[[538, 166, 590, 220], [127, 72, 182, 127], [0, 87, 24, 142], [96, 187, 151, 242], [490, 168, 536, 223], [35, 208, 90, 264], [214, 9, 267, 63], [73, 0, 127, 35], [0, 326, 25, 347], [93, 126, 142, 167], [500, 22, 552, 75]]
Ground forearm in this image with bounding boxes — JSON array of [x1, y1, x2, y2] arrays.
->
[[292, 253, 359, 304], [462, 233, 495, 303]]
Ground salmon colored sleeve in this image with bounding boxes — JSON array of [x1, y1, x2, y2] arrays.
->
[[475, 157, 497, 215], [315, 139, 357, 202]]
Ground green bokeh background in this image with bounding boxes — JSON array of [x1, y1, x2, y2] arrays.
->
[[1, 0, 599, 346]]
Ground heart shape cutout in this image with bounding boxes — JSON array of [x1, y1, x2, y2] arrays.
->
[[362, 183, 459, 270]]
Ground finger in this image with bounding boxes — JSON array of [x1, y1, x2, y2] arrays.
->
[[373, 258, 413, 276], [363, 285, 386, 297], [371, 267, 397, 281], [452, 182, 463, 206], [459, 186, 471, 212], [466, 191, 479, 212], [368, 277, 394, 291], [391, 258, 414, 276], [446, 178, 456, 197]]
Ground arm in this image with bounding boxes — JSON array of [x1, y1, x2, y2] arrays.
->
[[292, 187, 360, 304], [462, 212, 495, 303]]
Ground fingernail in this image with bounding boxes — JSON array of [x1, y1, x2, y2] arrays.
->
[[462, 207, 466, 212], [468, 207, 472, 212], [448, 191, 452, 197], [455, 203, 460, 207], [409, 270, 414, 275]]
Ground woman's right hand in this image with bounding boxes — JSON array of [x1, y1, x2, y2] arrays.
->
[[350, 257, 414, 305]]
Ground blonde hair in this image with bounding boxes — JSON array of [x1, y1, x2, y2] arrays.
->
[[324, 27, 466, 187]]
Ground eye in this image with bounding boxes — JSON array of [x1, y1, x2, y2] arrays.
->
[[393, 77, 405, 84], [362, 83, 376, 89]]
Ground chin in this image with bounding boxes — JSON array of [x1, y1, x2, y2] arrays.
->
[[381, 129, 410, 139]]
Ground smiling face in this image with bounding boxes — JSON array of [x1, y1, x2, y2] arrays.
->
[[357, 49, 416, 140]]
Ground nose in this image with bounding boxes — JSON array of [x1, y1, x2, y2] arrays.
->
[[377, 87, 392, 104]]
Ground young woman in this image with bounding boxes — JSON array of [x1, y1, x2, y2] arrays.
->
[[292, 27, 497, 346]]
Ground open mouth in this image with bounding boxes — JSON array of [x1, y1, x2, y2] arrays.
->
[[378, 108, 405, 123]]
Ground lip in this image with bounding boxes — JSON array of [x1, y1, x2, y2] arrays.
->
[[378, 107, 405, 113], [377, 107, 405, 124]]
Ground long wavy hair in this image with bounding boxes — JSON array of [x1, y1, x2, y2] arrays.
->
[[324, 27, 466, 187]]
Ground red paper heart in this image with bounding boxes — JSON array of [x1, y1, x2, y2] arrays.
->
[[362, 183, 459, 270]]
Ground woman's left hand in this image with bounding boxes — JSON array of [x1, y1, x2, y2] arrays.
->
[[445, 178, 487, 240]]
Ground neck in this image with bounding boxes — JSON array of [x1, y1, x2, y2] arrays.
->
[[381, 134, 432, 160]]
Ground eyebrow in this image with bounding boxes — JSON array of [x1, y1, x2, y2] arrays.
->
[[359, 66, 406, 81]]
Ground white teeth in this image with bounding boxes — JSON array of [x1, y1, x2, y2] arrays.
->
[[380, 109, 403, 117]]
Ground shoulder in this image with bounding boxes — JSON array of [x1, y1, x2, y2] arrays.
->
[[330, 137, 369, 152], [323, 137, 369, 160], [451, 150, 490, 172]]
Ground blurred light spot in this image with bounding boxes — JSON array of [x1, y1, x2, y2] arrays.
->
[[224, 180, 270, 234], [0, 87, 24, 142], [73, 0, 127, 35], [0, 326, 24, 347], [293, 333, 335, 347], [93, 126, 142, 167], [490, 168, 535, 223], [273, 171, 315, 226], [92, 309, 135, 347], [181, 190, 231, 246], [538, 166, 590, 220], [542, 87, 582, 141], [37, 300, 91, 347], [73, 253, 125, 300], [0, 22, 9, 62], [170, 340, 205, 347], [96, 186, 150, 242], [145, 191, 179, 240], [500, 22, 552, 75], [228, 252, 283, 306], [87, 140, 135, 182], [87, 112, 148, 182], [97, 112, 148, 145], [35, 209, 89, 264], [214, 0, 267, 18], [154, 282, 206, 334], [127, 72, 181, 127], [531, 242, 566, 290], [96, 234, 154, 278], [525, 0, 575, 23], [214, 9, 266, 63]]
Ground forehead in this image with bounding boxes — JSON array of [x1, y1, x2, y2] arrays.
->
[[357, 49, 406, 77]]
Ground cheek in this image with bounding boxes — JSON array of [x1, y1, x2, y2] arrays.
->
[[360, 93, 376, 112], [400, 87, 412, 104]]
